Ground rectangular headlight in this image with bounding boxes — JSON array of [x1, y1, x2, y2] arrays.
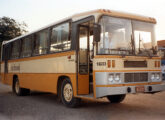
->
[[151, 73, 161, 82], [108, 74, 114, 82], [108, 73, 122, 84], [114, 74, 121, 81]]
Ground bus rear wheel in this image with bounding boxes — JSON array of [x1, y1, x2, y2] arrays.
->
[[61, 78, 80, 108], [13, 77, 30, 96], [107, 94, 126, 103]]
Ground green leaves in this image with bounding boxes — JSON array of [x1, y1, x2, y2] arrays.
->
[[0, 17, 28, 42]]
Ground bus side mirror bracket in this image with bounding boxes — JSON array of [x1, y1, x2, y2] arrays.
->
[[93, 23, 101, 42]]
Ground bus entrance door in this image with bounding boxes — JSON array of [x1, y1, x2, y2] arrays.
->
[[73, 16, 94, 95], [78, 25, 90, 95]]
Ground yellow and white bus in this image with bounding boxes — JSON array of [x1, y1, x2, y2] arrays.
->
[[1, 9, 165, 107]]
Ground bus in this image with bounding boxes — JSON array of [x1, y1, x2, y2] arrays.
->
[[1, 9, 165, 107]]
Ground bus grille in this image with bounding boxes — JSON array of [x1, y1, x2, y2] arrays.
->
[[124, 73, 148, 83]]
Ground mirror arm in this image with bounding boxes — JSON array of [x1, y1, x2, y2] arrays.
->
[[93, 23, 101, 42]]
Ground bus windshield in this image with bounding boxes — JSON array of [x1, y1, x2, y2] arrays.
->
[[98, 16, 157, 56], [133, 20, 156, 56]]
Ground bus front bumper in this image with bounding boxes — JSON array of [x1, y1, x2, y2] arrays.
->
[[95, 83, 165, 98]]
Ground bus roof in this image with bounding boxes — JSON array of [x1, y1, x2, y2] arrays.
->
[[3, 9, 156, 45], [72, 9, 156, 23]]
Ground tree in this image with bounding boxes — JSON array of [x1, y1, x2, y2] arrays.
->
[[0, 16, 28, 42], [0, 17, 28, 62]]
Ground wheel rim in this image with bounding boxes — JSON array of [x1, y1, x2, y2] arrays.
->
[[15, 81, 20, 94], [63, 83, 73, 102]]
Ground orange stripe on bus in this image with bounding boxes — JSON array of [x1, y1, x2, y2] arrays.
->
[[96, 82, 162, 87], [94, 55, 161, 59], [94, 69, 161, 72]]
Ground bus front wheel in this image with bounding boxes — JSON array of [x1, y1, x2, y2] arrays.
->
[[61, 78, 80, 108], [107, 94, 126, 103], [12, 77, 30, 96]]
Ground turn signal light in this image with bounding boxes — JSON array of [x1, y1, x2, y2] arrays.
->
[[112, 60, 115, 68], [155, 61, 157, 67], [101, 9, 111, 13], [107, 60, 111, 68], [155, 61, 160, 67], [158, 61, 160, 67]]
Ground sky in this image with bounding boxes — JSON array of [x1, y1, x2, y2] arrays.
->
[[0, 0, 165, 40]]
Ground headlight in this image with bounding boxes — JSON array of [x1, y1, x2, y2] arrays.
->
[[115, 74, 120, 81], [108, 74, 114, 82], [108, 73, 121, 83], [151, 73, 161, 81], [155, 73, 160, 80], [151, 73, 155, 81]]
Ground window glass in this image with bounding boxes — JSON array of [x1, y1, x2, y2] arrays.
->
[[11, 40, 20, 59], [132, 20, 156, 56], [21, 37, 32, 57], [50, 23, 70, 52], [33, 29, 49, 55], [79, 26, 88, 65], [98, 16, 132, 55]]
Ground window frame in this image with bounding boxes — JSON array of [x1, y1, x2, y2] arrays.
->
[[2, 44, 6, 61], [10, 39, 21, 60], [2, 43, 12, 61], [97, 15, 133, 55], [20, 35, 33, 58], [49, 20, 72, 54], [96, 15, 157, 56], [32, 28, 50, 56], [2, 19, 72, 60]]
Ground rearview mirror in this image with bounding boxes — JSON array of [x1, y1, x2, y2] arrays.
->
[[93, 23, 101, 42]]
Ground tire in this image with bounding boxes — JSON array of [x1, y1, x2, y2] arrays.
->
[[107, 94, 126, 103], [12, 77, 30, 96], [61, 78, 81, 108]]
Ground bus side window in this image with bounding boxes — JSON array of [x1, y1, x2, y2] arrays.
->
[[61, 23, 71, 51], [50, 22, 70, 53], [2, 45, 5, 61], [11, 40, 20, 59], [33, 29, 49, 55], [21, 36, 32, 58]]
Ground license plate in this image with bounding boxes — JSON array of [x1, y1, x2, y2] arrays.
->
[[136, 86, 145, 93]]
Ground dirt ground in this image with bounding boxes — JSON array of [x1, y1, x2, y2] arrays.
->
[[0, 82, 165, 120]]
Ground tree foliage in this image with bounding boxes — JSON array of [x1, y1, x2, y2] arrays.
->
[[0, 16, 28, 42]]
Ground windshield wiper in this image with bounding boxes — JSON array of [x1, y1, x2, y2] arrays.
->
[[131, 34, 135, 54], [138, 33, 142, 54]]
